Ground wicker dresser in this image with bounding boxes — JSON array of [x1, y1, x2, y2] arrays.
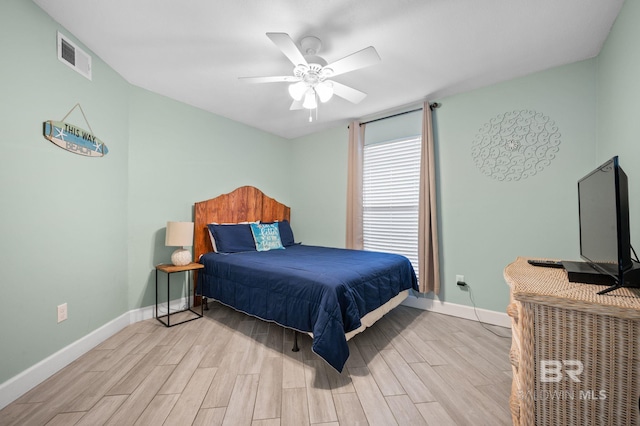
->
[[504, 257, 640, 426]]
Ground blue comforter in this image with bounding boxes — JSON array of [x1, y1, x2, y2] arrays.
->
[[197, 245, 418, 372]]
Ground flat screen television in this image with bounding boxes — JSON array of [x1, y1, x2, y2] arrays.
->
[[577, 156, 640, 294]]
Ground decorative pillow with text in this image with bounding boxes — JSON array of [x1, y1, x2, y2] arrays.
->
[[250, 222, 285, 252]]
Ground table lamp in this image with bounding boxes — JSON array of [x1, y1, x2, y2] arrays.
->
[[165, 221, 194, 266]]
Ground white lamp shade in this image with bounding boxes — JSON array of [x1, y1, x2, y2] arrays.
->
[[302, 89, 318, 109], [165, 221, 194, 247], [315, 81, 334, 103], [288, 81, 307, 101]]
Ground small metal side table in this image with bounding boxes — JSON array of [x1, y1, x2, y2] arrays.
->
[[155, 262, 205, 327]]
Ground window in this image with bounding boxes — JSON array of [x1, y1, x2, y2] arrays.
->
[[363, 136, 421, 278]]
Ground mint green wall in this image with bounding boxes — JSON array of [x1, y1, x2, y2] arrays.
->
[[3, 0, 637, 394], [0, 1, 291, 386], [0, 1, 129, 383], [596, 0, 640, 250], [127, 86, 291, 309], [435, 60, 596, 311], [289, 110, 422, 248], [292, 62, 599, 313], [365, 109, 422, 145], [289, 4, 640, 314], [290, 126, 348, 247]]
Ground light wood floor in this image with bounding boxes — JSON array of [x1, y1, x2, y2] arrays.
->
[[0, 302, 513, 426]]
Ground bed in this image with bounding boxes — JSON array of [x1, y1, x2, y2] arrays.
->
[[194, 186, 418, 372]]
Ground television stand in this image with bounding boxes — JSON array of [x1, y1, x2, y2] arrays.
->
[[504, 257, 640, 426]]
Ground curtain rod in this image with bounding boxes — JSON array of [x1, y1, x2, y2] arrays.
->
[[358, 102, 441, 126]]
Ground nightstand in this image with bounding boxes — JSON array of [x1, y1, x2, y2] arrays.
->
[[155, 262, 205, 327]]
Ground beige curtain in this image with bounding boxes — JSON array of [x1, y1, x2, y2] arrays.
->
[[418, 102, 441, 294], [346, 121, 365, 249]]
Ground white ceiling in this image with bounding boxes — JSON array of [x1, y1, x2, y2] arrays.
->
[[33, 0, 624, 140]]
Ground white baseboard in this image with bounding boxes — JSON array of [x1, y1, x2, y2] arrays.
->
[[129, 296, 190, 323], [0, 297, 190, 410], [0, 311, 130, 410], [401, 295, 512, 328], [129, 302, 156, 323]]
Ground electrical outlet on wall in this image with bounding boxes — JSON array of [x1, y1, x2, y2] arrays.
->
[[57, 303, 68, 323]]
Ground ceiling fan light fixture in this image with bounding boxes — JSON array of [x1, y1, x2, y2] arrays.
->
[[315, 81, 334, 103], [242, 33, 380, 118], [320, 67, 334, 79], [302, 89, 317, 109], [288, 81, 307, 101]]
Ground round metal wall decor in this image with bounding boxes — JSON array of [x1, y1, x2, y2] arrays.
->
[[471, 110, 561, 181]]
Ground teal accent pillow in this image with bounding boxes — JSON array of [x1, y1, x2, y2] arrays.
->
[[262, 220, 295, 246], [250, 222, 285, 251]]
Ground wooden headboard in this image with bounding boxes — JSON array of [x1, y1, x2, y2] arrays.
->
[[193, 186, 291, 262]]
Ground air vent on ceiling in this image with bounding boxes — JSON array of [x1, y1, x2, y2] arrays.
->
[[57, 31, 92, 80]]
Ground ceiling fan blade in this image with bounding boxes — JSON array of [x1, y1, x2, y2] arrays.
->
[[266, 32, 308, 67], [332, 81, 367, 104], [289, 99, 303, 110], [325, 46, 380, 77], [239, 76, 301, 83]]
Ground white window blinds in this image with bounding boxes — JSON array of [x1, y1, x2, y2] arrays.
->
[[363, 136, 421, 278]]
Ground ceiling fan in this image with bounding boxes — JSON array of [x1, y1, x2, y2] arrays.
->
[[240, 33, 381, 113]]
